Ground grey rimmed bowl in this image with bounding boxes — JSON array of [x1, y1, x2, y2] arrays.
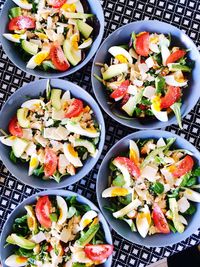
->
[[0, 190, 113, 267], [97, 130, 200, 247], [0, 79, 105, 189], [0, 0, 104, 78], [92, 20, 200, 129]]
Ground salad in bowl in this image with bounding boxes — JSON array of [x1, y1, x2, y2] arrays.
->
[[2, 0, 101, 74], [98, 132, 200, 244], [0, 81, 101, 184], [0, 191, 113, 267], [94, 31, 194, 128]]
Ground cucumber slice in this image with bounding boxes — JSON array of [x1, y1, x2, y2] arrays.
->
[[122, 90, 143, 116], [6, 234, 35, 250], [17, 108, 30, 128], [9, 7, 21, 18], [77, 20, 93, 39], [51, 89, 62, 110], [63, 40, 81, 66], [102, 64, 128, 80], [73, 139, 96, 155], [21, 40, 39, 55], [42, 60, 56, 71], [63, 12, 93, 19], [169, 198, 185, 233], [12, 138, 28, 158]]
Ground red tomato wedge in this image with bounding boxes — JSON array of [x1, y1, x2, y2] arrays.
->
[[35, 196, 52, 228], [8, 16, 35, 31], [166, 50, 186, 65], [84, 244, 114, 262], [8, 116, 23, 137], [114, 157, 140, 178], [50, 44, 70, 71], [135, 32, 150, 57], [47, 0, 66, 8], [121, 93, 130, 106], [65, 99, 84, 118], [172, 155, 194, 178], [44, 148, 58, 177], [110, 80, 130, 99], [160, 86, 181, 109], [152, 203, 170, 234]]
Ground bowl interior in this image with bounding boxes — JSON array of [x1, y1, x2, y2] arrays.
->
[[97, 130, 200, 247], [0, 0, 104, 78], [0, 79, 105, 189], [0, 190, 113, 267], [92, 20, 200, 129]]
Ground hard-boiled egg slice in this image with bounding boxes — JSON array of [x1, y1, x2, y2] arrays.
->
[[143, 86, 156, 99], [151, 96, 168, 122], [102, 186, 132, 198], [75, 0, 84, 13], [28, 153, 39, 176], [5, 254, 28, 267], [113, 199, 142, 218], [66, 121, 100, 138], [184, 188, 200, 202], [26, 51, 49, 69], [63, 143, 83, 167], [160, 45, 170, 66], [79, 210, 98, 230], [21, 99, 45, 110], [129, 140, 140, 164], [136, 205, 151, 238], [108, 46, 133, 64], [0, 136, 16, 146], [12, 0, 32, 10], [127, 85, 137, 95], [57, 196, 68, 225], [3, 33, 26, 43], [164, 75, 187, 87]]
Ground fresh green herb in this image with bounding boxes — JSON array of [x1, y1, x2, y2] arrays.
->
[[33, 165, 44, 176], [168, 221, 177, 233], [104, 202, 118, 213], [151, 182, 164, 195], [66, 196, 91, 216], [109, 160, 117, 171], [49, 213, 58, 222], [183, 204, 196, 215], [76, 146, 88, 158], [180, 172, 192, 187], [13, 215, 29, 236], [16, 248, 34, 258], [72, 263, 86, 267], [186, 177, 197, 187], [141, 98, 151, 106], [118, 194, 132, 205], [171, 102, 182, 129], [112, 174, 125, 187], [155, 75, 165, 94], [153, 53, 162, 66], [145, 109, 154, 116], [10, 150, 17, 163], [135, 107, 142, 116], [52, 172, 65, 183], [167, 188, 180, 198], [154, 156, 165, 165], [192, 167, 200, 176]]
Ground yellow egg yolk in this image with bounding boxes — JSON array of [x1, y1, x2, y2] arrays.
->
[[83, 219, 92, 227], [138, 212, 151, 225], [34, 52, 49, 65], [152, 96, 161, 111], [168, 165, 176, 172], [86, 126, 97, 133], [68, 144, 78, 157], [62, 3, 76, 12], [35, 32, 48, 40], [111, 188, 129, 197], [115, 54, 128, 63], [9, 136, 16, 140], [150, 35, 159, 44], [129, 149, 139, 165], [16, 256, 27, 264], [30, 157, 38, 168], [70, 34, 79, 49], [12, 34, 21, 39]]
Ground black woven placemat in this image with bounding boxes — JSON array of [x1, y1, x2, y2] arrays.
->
[[0, 0, 200, 266]]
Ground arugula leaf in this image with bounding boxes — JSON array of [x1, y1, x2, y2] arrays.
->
[[186, 177, 197, 187], [66, 196, 91, 216], [13, 215, 29, 236], [151, 182, 164, 195], [10, 150, 17, 163], [192, 167, 200, 176], [118, 194, 132, 205], [33, 165, 44, 176], [183, 204, 196, 215]]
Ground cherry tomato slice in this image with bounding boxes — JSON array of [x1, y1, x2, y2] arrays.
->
[[152, 203, 170, 234], [172, 155, 194, 178], [8, 16, 35, 31], [50, 44, 70, 71], [65, 99, 84, 118], [35, 196, 52, 228], [115, 156, 140, 178], [47, 0, 66, 8], [110, 80, 130, 99], [160, 86, 181, 109], [84, 244, 113, 262], [135, 32, 150, 57], [8, 116, 23, 137], [44, 148, 58, 177], [121, 93, 130, 106], [166, 50, 186, 65]]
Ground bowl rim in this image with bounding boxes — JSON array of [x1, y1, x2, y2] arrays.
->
[[96, 129, 200, 247], [0, 78, 105, 189], [0, 189, 113, 267], [0, 0, 105, 78], [91, 19, 200, 129]]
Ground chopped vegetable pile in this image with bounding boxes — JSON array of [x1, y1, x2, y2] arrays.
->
[[4, 195, 113, 267], [102, 138, 200, 237], [95, 32, 194, 128], [0, 81, 100, 183], [4, 0, 97, 72]]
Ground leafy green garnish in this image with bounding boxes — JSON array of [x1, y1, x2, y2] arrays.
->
[[168, 221, 177, 233], [33, 165, 44, 176], [109, 160, 117, 171], [10, 150, 17, 163], [13, 215, 29, 236], [135, 107, 142, 116], [112, 174, 125, 187], [72, 263, 86, 267], [171, 102, 182, 129], [49, 213, 58, 222], [192, 167, 200, 176], [186, 177, 197, 187], [183, 204, 196, 215], [104, 202, 118, 212], [167, 188, 180, 198], [118, 194, 132, 205], [180, 172, 192, 187], [155, 75, 165, 94], [151, 182, 164, 195], [16, 248, 34, 258], [66, 196, 91, 216]]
